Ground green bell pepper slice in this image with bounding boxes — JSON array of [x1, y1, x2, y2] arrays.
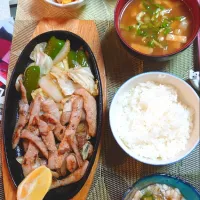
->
[[23, 65, 40, 101], [44, 36, 65, 60], [68, 50, 78, 68], [76, 50, 90, 68]]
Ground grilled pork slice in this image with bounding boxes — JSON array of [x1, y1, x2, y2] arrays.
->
[[54, 123, 65, 141], [21, 129, 48, 159], [38, 119, 58, 170], [61, 109, 86, 126], [22, 143, 39, 176], [56, 152, 69, 170], [28, 125, 39, 136], [12, 80, 29, 149], [22, 139, 29, 152], [22, 127, 42, 176], [58, 133, 71, 155], [42, 131, 58, 170], [74, 88, 97, 137], [42, 131, 57, 152], [35, 117, 49, 136], [66, 153, 78, 173], [58, 97, 83, 154], [40, 113, 65, 141], [48, 151, 58, 170], [28, 94, 42, 126], [51, 160, 89, 189], [67, 132, 83, 167], [42, 98, 60, 120], [60, 96, 86, 126], [41, 113, 58, 124], [60, 97, 75, 126]]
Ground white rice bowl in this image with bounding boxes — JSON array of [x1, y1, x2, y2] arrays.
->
[[109, 72, 200, 165]]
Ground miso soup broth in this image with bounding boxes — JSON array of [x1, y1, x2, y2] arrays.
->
[[119, 0, 193, 56]]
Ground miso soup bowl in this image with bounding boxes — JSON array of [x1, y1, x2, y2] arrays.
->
[[114, 0, 200, 61], [123, 174, 200, 200]]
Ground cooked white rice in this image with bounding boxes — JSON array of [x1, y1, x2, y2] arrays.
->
[[116, 81, 193, 160]]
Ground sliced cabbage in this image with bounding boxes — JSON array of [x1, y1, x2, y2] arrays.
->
[[50, 67, 80, 96], [30, 42, 53, 76], [67, 66, 98, 96], [16, 156, 24, 164], [53, 40, 70, 65], [81, 142, 93, 160], [54, 58, 69, 71], [39, 75, 64, 102], [31, 88, 48, 100], [32, 42, 46, 52], [15, 74, 23, 92]]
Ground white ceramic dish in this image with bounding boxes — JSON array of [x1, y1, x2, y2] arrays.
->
[[109, 72, 200, 165], [44, 0, 85, 9]]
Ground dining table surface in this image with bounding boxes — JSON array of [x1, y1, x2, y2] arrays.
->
[[1, 0, 200, 199]]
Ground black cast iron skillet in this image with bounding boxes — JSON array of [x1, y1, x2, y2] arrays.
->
[[2, 31, 103, 200]]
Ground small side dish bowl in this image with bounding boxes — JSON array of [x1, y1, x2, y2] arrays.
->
[[114, 0, 200, 61], [44, 0, 85, 9], [109, 72, 199, 165], [123, 174, 200, 200]]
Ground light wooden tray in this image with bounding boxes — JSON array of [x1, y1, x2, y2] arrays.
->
[[2, 18, 106, 200]]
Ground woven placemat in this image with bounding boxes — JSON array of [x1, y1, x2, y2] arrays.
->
[[0, 127, 5, 200], [5, 0, 200, 199], [87, 26, 200, 200]]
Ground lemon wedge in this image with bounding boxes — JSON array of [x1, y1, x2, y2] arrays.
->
[[17, 166, 52, 200]]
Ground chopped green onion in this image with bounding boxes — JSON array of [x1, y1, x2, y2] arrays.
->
[[122, 0, 187, 50], [141, 191, 154, 200], [152, 20, 160, 27], [160, 19, 170, 28], [140, 24, 148, 29], [154, 3, 165, 10], [147, 40, 155, 48], [149, 23, 155, 28], [142, 0, 154, 15], [120, 24, 136, 32], [137, 28, 147, 36], [147, 39, 163, 49], [154, 8, 161, 14], [152, 39, 163, 48], [163, 27, 171, 35], [158, 28, 165, 34], [170, 16, 186, 21], [128, 25, 134, 31]]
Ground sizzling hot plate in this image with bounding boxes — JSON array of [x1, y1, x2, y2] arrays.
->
[[2, 31, 103, 200]]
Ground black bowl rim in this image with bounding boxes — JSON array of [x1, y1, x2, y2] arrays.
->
[[2, 30, 103, 199], [123, 173, 200, 200], [114, 0, 200, 59]]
